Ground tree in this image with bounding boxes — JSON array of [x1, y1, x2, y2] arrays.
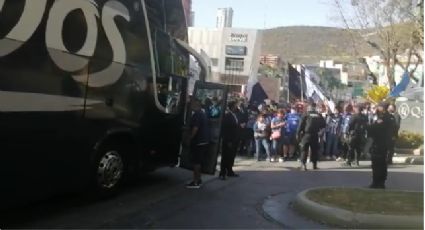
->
[[332, 0, 423, 89], [317, 68, 346, 99], [258, 63, 282, 78]]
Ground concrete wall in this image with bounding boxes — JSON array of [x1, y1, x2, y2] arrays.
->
[[396, 100, 424, 135]]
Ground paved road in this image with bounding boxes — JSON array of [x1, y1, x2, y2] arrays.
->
[[2, 158, 423, 229]]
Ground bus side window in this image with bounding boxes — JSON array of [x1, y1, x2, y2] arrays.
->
[[157, 76, 184, 114], [152, 22, 189, 114]]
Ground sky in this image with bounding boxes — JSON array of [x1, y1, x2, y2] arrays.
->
[[192, 0, 342, 29]]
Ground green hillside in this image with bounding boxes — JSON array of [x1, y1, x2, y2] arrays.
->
[[261, 26, 379, 64]]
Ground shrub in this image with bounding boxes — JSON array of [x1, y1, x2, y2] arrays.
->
[[396, 131, 424, 149]]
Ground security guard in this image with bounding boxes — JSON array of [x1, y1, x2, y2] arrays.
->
[[220, 101, 240, 180], [297, 102, 326, 171], [345, 104, 368, 166], [387, 104, 401, 164], [367, 102, 392, 189]]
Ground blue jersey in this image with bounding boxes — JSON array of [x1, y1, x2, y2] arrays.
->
[[284, 113, 300, 135], [341, 113, 352, 134]]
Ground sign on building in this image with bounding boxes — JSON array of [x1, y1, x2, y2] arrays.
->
[[229, 33, 248, 42]]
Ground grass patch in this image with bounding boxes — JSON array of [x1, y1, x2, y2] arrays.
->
[[306, 188, 423, 216]]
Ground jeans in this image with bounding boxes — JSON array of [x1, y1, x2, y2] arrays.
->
[[255, 138, 270, 160], [325, 133, 339, 157], [272, 138, 283, 158]]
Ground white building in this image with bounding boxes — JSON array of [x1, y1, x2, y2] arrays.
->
[[319, 60, 348, 85], [216, 8, 233, 28], [188, 27, 263, 92], [364, 54, 424, 87]]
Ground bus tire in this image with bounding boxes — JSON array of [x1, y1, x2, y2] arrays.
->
[[91, 142, 128, 198]]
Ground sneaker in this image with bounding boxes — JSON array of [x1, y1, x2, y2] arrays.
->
[[336, 157, 344, 162], [270, 158, 275, 162], [185, 181, 201, 189]]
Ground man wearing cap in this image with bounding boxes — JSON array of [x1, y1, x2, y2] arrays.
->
[[367, 102, 392, 189], [296, 102, 326, 170]]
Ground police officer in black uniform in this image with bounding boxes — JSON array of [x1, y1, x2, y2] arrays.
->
[[367, 102, 392, 189], [345, 104, 368, 167], [387, 104, 401, 164], [297, 102, 326, 171], [220, 101, 240, 180]]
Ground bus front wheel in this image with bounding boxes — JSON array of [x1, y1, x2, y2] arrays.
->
[[92, 143, 127, 197]]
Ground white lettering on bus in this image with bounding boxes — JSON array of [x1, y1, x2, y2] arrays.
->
[[0, 0, 130, 87], [0, 0, 47, 56]]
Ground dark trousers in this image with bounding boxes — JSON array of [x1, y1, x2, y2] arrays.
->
[[371, 154, 387, 186], [300, 135, 319, 165], [340, 138, 349, 159], [238, 128, 252, 155], [221, 140, 237, 175], [348, 137, 363, 164], [387, 137, 396, 164]]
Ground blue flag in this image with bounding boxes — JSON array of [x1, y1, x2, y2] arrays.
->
[[390, 71, 410, 97]]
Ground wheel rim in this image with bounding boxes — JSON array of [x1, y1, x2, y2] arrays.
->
[[97, 151, 124, 189]]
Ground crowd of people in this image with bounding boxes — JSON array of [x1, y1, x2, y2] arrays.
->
[[186, 94, 401, 190], [223, 97, 400, 188]]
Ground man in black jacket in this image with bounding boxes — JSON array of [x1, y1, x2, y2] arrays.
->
[[387, 104, 401, 164], [344, 104, 368, 167], [220, 101, 240, 180], [367, 102, 392, 189], [297, 102, 326, 171]]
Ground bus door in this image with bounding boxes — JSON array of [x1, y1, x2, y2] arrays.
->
[[180, 81, 228, 174]]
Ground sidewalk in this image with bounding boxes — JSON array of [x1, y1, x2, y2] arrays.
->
[[260, 160, 423, 228], [393, 153, 424, 165]]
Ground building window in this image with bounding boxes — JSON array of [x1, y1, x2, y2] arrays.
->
[[225, 57, 244, 71], [225, 45, 247, 56], [211, 58, 219, 66]]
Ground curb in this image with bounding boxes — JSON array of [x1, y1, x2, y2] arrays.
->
[[393, 155, 424, 165], [293, 187, 423, 229]]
